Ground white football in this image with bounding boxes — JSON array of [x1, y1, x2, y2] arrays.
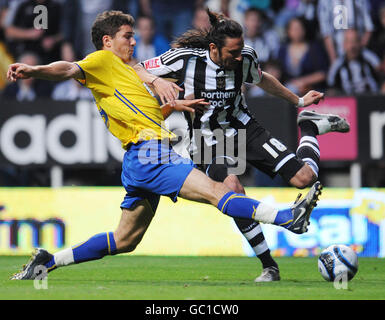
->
[[318, 244, 358, 282]]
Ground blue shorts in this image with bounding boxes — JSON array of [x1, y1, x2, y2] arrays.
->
[[120, 139, 195, 212]]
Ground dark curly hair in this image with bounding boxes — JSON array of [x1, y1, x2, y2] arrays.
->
[[91, 10, 135, 50], [173, 8, 243, 51]]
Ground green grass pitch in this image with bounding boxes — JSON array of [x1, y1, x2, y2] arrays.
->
[[0, 256, 384, 300]]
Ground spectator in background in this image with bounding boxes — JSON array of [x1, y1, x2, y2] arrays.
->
[[51, 41, 92, 101], [4, 0, 63, 63], [132, 15, 170, 62], [217, 0, 273, 23], [317, 0, 374, 64], [2, 52, 52, 101], [327, 29, 381, 95], [222, 0, 273, 16], [295, 0, 319, 40], [277, 17, 328, 96], [0, 0, 7, 40], [192, 6, 211, 31], [51, 79, 93, 101], [0, 0, 14, 90], [243, 8, 280, 63], [139, 0, 205, 42], [368, 3, 385, 93], [272, 0, 302, 32], [60, 0, 131, 61]]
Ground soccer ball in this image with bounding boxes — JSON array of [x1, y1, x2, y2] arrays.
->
[[318, 244, 358, 282]]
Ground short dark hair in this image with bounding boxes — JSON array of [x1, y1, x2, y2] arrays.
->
[[91, 10, 135, 50]]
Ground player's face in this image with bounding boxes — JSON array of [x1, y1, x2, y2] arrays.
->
[[109, 25, 136, 63], [217, 37, 244, 70]]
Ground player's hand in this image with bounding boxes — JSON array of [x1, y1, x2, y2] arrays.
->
[[7, 63, 34, 82], [173, 98, 209, 113], [302, 90, 325, 107], [152, 77, 183, 107]]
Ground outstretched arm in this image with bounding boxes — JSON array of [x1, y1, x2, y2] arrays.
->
[[133, 62, 183, 106], [257, 71, 324, 107], [7, 61, 84, 82], [161, 98, 209, 119]]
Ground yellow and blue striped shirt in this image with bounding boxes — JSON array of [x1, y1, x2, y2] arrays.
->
[[76, 50, 172, 149]]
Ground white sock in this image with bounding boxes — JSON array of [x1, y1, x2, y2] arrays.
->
[[54, 248, 75, 267], [253, 202, 279, 224]]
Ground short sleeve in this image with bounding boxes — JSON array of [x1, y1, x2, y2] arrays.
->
[[75, 50, 112, 88], [242, 46, 263, 85], [141, 49, 185, 78]]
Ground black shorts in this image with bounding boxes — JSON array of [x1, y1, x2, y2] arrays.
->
[[195, 119, 304, 183]]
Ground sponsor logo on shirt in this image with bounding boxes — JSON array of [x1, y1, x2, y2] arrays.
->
[[144, 58, 161, 69]]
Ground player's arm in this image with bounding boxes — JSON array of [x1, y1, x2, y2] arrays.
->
[[133, 62, 182, 106], [257, 71, 324, 107], [160, 98, 209, 119], [7, 61, 84, 82]]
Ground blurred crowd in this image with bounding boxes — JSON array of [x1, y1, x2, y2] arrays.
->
[[0, 0, 385, 101]]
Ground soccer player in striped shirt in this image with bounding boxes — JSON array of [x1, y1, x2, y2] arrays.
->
[[8, 10, 322, 281], [135, 9, 350, 282]]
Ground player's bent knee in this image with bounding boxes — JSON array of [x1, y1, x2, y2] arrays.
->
[[223, 175, 244, 194], [114, 229, 145, 254], [114, 236, 141, 253], [120, 243, 138, 253], [290, 168, 317, 189]]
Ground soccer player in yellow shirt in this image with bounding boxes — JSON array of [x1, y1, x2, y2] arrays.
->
[[8, 10, 322, 280]]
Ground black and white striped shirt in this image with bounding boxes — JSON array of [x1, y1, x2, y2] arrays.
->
[[327, 49, 380, 94], [141, 45, 263, 146]]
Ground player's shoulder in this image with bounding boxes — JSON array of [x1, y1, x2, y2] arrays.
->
[[242, 45, 259, 62], [160, 47, 207, 64], [79, 49, 113, 63]]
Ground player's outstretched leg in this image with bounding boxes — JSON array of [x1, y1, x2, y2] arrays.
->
[[10, 231, 118, 280], [10, 202, 155, 280], [218, 181, 322, 234], [179, 169, 322, 233], [10, 232, 118, 280]]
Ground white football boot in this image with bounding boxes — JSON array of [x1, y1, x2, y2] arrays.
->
[[297, 110, 350, 135], [254, 266, 281, 282]]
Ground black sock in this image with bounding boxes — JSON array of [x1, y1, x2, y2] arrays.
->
[[297, 121, 320, 177], [257, 250, 278, 269], [299, 120, 319, 137], [234, 218, 278, 270]]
